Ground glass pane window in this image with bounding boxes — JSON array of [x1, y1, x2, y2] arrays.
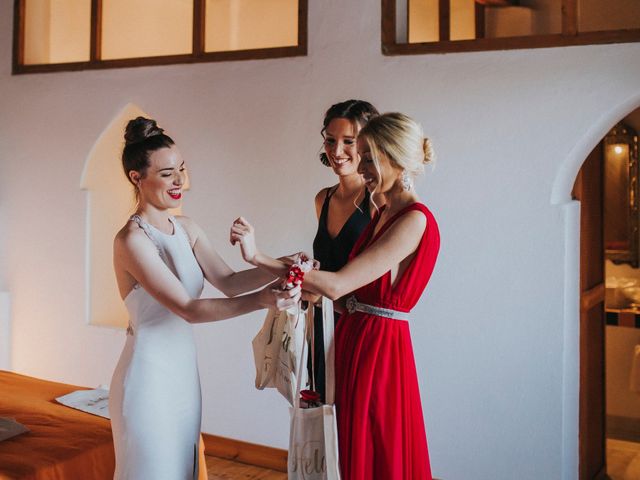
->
[[392, 0, 640, 55], [13, 0, 306, 73], [450, 0, 476, 41], [409, 0, 439, 43], [205, 0, 298, 52], [483, 1, 561, 38], [101, 0, 193, 60], [23, 0, 91, 65], [578, 0, 640, 33], [408, 0, 562, 43]]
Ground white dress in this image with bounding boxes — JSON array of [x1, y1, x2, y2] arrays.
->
[[110, 215, 204, 480]]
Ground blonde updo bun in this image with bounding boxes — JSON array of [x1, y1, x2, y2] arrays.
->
[[359, 112, 433, 178], [423, 137, 435, 165]]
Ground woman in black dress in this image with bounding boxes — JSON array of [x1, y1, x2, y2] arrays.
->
[[310, 99, 379, 401]]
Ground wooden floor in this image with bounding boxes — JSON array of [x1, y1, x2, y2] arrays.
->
[[205, 455, 286, 480], [200, 440, 640, 480], [202, 440, 640, 480]]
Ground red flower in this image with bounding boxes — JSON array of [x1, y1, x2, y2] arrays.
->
[[284, 265, 305, 289], [300, 390, 321, 402], [299, 389, 322, 408]]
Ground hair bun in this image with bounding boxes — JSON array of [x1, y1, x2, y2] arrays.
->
[[423, 137, 434, 164], [124, 116, 165, 145]]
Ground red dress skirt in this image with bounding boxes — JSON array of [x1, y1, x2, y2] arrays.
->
[[335, 202, 440, 480]]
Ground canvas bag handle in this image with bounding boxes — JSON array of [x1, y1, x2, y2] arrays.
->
[[293, 305, 308, 409], [293, 298, 336, 406], [322, 297, 336, 405]]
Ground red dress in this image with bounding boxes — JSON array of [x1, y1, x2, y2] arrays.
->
[[335, 202, 440, 480]]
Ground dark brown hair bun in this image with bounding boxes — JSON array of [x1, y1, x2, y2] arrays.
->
[[124, 117, 165, 146], [121, 117, 175, 188]]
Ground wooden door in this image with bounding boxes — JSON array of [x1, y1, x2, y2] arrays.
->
[[573, 141, 607, 480]]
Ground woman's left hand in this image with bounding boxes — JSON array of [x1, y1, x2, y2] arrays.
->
[[230, 217, 258, 264]]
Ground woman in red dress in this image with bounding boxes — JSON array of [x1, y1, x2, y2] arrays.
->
[[232, 112, 440, 479]]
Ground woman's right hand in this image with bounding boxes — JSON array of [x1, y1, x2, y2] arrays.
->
[[230, 217, 258, 265], [259, 280, 302, 311]]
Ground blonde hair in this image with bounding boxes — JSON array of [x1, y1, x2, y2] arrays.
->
[[359, 112, 434, 187]]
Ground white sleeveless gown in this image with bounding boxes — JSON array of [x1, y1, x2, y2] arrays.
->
[[110, 215, 204, 480]]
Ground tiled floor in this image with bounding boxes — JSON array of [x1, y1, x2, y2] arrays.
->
[[206, 455, 286, 480], [608, 438, 640, 480]]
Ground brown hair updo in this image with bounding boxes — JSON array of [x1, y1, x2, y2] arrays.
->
[[319, 99, 379, 166], [122, 117, 175, 185]]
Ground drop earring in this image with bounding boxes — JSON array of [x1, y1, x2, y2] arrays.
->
[[400, 171, 412, 191], [319, 151, 331, 167]]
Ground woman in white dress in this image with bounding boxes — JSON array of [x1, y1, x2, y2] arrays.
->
[[109, 117, 300, 480]]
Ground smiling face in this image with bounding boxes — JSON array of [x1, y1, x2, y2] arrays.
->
[[357, 136, 401, 195], [130, 146, 186, 210], [323, 118, 361, 177]]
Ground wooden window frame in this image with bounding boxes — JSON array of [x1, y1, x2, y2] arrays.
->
[[12, 0, 308, 74], [382, 0, 640, 55]]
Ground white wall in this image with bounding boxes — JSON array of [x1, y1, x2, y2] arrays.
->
[[1, 2, 640, 479]]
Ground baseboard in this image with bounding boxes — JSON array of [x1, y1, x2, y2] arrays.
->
[[201, 433, 444, 478], [607, 414, 640, 442], [201, 433, 288, 473]]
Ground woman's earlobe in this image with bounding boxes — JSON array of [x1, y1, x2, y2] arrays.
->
[[129, 173, 140, 185]]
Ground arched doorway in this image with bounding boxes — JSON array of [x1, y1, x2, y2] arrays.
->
[[572, 106, 640, 480], [551, 93, 640, 480]]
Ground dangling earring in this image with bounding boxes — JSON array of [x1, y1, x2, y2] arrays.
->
[[319, 152, 331, 167], [319, 143, 331, 167], [400, 171, 412, 191]]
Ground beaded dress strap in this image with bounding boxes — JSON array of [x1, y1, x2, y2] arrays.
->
[[129, 215, 164, 258]]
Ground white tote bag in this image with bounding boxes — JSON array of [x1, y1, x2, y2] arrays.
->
[[288, 297, 341, 480], [252, 305, 306, 405]]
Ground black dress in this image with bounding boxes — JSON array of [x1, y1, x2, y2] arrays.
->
[[311, 186, 371, 402]]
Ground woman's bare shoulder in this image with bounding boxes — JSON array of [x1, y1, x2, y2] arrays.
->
[[314, 186, 335, 217], [314, 186, 333, 203], [386, 209, 427, 237], [114, 219, 147, 251]]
